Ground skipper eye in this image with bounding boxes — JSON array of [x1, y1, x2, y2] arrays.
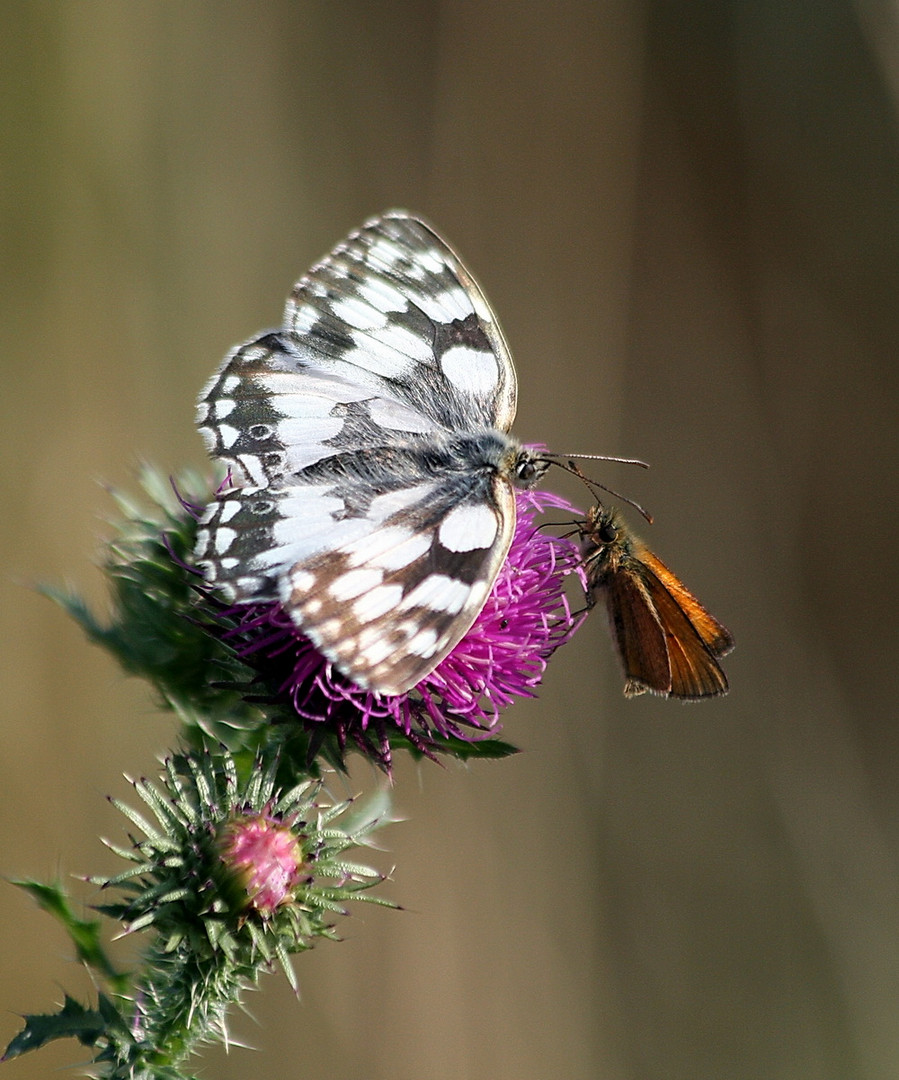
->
[[597, 522, 618, 544]]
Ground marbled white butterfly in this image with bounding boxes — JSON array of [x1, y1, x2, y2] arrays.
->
[[195, 211, 548, 696]]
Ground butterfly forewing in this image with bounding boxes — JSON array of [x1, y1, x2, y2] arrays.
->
[[638, 564, 730, 697], [638, 547, 735, 659], [196, 211, 537, 696], [284, 212, 517, 432]]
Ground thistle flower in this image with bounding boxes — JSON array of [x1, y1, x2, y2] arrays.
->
[[205, 487, 585, 768], [95, 750, 389, 972]]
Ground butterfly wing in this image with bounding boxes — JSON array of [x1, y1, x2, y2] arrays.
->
[[195, 213, 524, 696], [635, 551, 730, 698], [599, 563, 673, 696], [284, 211, 518, 432], [638, 547, 735, 658]]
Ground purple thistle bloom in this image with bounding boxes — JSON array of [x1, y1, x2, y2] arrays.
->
[[207, 488, 584, 763]]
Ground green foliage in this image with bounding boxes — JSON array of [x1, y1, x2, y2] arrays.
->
[[2, 993, 128, 1063], [10, 879, 130, 995], [39, 467, 269, 751]]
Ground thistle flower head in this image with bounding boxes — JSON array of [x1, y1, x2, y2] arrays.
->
[[94, 750, 391, 987], [48, 467, 585, 771]]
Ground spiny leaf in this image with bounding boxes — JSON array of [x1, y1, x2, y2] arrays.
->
[[2, 994, 117, 1060]]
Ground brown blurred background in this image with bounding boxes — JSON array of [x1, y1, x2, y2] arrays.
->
[[2, 3, 898, 1078]]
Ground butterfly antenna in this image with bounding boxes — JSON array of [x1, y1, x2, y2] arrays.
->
[[556, 451, 651, 471], [539, 454, 654, 524]]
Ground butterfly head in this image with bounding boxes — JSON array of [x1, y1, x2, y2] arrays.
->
[[581, 503, 634, 584], [511, 447, 550, 489]]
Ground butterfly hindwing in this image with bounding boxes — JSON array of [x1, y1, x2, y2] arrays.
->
[[284, 479, 517, 694], [601, 568, 673, 696]]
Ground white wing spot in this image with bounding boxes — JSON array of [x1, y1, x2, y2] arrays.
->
[[290, 569, 316, 595], [405, 627, 440, 659], [235, 575, 264, 594], [218, 424, 240, 449], [341, 338, 416, 380], [236, 345, 270, 365], [368, 398, 436, 434], [367, 237, 407, 271], [291, 305, 318, 333], [440, 345, 499, 398], [332, 294, 390, 332], [311, 617, 343, 644], [467, 579, 490, 609], [272, 391, 350, 420], [400, 574, 470, 615], [276, 415, 344, 445], [352, 583, 405, 622], [356, 278, 406, 315], [214, 528, 237, 555], [438, 502, 498, 552], [367, 483, 437, 526], [416, 247, 448, 275], [343, 526, 432, 572], [328, 567, 384, 601], [369, 321, 433, 363], [235, 454, 267, 486], [354, 630, 396, 669]]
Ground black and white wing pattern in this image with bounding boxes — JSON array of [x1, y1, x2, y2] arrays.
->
[[195, 211, 544, 696]]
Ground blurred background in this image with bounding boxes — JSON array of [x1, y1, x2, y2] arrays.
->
[[2, 3, 898, 1078]]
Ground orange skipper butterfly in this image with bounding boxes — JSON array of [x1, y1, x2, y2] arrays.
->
[[580, 504, 734, 699]]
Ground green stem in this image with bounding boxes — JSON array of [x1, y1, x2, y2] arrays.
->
[[109, 944, 252, 1079]]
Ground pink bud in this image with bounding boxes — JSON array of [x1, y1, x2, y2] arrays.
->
[[220, 813, 306, 916]]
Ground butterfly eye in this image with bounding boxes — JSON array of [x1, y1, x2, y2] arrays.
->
[[514, 454, 543, 485], [597, 522, 618, 545]]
